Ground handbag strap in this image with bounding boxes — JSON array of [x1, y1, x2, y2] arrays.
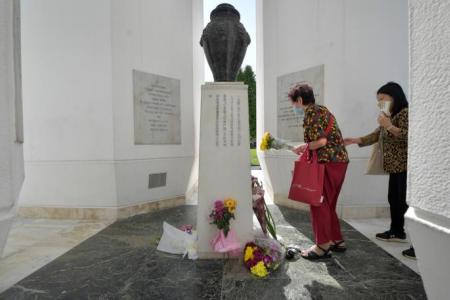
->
[[324, 114, 335, 137]]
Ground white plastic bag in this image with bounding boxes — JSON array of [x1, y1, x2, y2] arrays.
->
[[157, 222, 198, 260]]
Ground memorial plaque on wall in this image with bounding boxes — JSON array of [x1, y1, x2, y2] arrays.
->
[[133, 70, 181, 145], [277, 65, 324, 142]]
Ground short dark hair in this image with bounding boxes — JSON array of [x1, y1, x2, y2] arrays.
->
[[288, 84, 316, 105], [377, 82, 409, 117]]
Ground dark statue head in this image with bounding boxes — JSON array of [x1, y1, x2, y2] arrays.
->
[[200, 3, 251, 82]]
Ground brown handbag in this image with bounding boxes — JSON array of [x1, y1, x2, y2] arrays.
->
[[366, 131, 387, 175]]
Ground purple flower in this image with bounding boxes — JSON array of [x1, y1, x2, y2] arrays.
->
[[245, 259, 255, 269], [253, 250, 264, 261], [216, 209, 224, 219], [249, 258, 259, 268], [263, 255, 273, 265], [214, 200, 224, 210]]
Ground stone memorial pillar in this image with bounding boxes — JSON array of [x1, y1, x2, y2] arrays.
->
[[196, 4, 253, 258], [196, 82, 253, 258]]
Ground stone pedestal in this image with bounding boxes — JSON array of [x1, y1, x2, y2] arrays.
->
[[196, 82, 253, 258]]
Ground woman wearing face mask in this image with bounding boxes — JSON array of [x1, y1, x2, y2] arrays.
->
[[344, 82, 415, 259], [288, 84, 349, 260]]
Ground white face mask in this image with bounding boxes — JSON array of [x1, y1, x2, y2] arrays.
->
[[379, 101, 392, 116]]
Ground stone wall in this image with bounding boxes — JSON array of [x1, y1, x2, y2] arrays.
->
[[256, 0, 409, 217], [18, 0, 200, 215], [406, 1, 450, 299]]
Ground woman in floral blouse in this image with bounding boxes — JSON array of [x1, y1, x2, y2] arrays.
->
[[345, 82, 415, 259], [289, 84, 349, 260]]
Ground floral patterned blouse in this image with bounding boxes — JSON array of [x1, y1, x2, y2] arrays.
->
[[303, 105, 349, 164]]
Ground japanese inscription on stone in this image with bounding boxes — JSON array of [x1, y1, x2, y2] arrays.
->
[[277, 65, 324, 142], [133, 70, 181, 145]]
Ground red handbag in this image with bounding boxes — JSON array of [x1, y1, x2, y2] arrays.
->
[[288, 148, 325, 206], [288, 115, 335, 206]]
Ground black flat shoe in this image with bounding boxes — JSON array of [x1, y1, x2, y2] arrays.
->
[[376, 231, 408, 243], [330, 240, 347, 253], [402, 246, 416, 260], [301, 245, 332, 260]]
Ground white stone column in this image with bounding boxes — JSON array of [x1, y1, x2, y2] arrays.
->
[[197, 83, 254, 258], [185, 0, 205, 204], [0, 0, 24, 257], [406, 1, 450, 299]]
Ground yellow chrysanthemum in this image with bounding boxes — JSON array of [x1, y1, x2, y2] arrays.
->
[[244, 246, 254, 262], [250, 261, 269, 277], [224, 198, 236, 209], [260, 142, 267, 151], [260, 132, 272, 151], [228, 206, 236, 214]]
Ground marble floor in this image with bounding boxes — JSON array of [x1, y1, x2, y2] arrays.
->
[[346, 218, 419, 274], [0, 205, 426, 300], [0, 218, 112, 293], [251, 168, 419, 272]]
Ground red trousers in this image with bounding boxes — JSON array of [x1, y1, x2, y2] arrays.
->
[[310, 162, 348, 245]]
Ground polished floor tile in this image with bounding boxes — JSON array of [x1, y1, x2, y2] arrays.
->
[[0, 205, 426, 300], [346, 218, 419, 273]]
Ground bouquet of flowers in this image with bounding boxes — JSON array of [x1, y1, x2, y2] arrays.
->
[[243, 238, 284, 278], [210, 198, 236, 236], [210, 198, 240, 254], [251, 176, 277, 240], [260, 132, 294, 151]]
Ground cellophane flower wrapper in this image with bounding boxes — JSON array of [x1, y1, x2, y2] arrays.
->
[[210, 199, 239, 254], [157, 222, 198, 260], [210, 229, 241, 255], [260, 132, 294, 151], [243, 238, 285, 278], [270, 137, 295, 150], [254, 237, 284, 270], [251, 176, 278, 240]]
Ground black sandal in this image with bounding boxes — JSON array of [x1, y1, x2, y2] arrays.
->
[[330, 240, 347, 253], [301, 245, 332, 260]]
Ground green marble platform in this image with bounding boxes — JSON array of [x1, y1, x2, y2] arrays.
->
[[1, 205, 426, 299]]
